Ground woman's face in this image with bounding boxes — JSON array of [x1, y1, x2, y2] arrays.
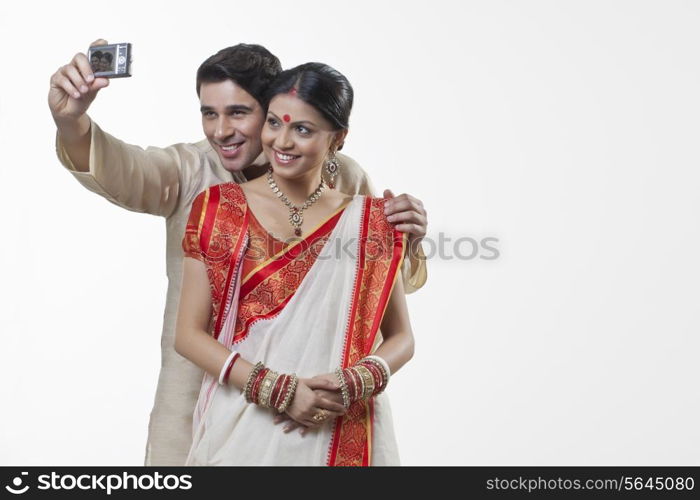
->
[[262, 93, 344, 180]]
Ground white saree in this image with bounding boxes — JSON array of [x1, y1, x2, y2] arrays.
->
[[185, 194, 402, 466]]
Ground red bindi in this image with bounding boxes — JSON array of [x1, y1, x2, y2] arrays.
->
[[283, 114, 291, 122], [289, 87, 297, 96]]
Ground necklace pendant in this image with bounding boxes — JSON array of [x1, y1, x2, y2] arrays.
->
[[289, 210, 303, 226], [289, 210, 303, 236], [266, 167, 324, 241]]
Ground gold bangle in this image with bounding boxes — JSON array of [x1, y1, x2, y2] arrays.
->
[[356, 365, 375, 400], [258, 369, 278, 408], [244, 361, 265, 403], [360, 358, 388, 394], [278, 374, 298, 413], [335, 367, 350, 408]]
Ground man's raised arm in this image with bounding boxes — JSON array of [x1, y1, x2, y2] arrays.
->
[[49, 40, 110, 173], [49, 39, 185, 217]]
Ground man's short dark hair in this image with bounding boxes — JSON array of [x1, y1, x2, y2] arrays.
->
[[196, 44, 282, 106]]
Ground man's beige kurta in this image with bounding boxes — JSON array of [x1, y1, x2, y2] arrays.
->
[[56, 119, 427, 466]]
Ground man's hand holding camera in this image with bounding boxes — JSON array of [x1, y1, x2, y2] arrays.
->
[[49, 39, 111, 122], [48, 39, 111, 171]]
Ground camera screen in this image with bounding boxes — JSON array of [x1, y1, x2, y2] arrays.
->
[[89, 47, 116, 74]]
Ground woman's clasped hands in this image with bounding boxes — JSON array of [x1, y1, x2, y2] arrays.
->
[[273, 372, 346, 436]]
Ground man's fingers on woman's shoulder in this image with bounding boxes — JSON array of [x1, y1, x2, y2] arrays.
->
[[386, 197, 424, 215]]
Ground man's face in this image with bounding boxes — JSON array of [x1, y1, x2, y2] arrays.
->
[[199, 80, 265, 172]]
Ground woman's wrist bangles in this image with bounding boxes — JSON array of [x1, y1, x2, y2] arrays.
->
[[243, 361, 298, 414], [335, 355, 391, 408]]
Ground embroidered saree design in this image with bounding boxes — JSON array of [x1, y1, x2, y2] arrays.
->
[[235, 206, 347, 343], [182, 183, 406, 466]]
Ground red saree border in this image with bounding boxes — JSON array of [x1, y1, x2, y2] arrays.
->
[[327, 197, 408, 467], [213, 211, 249, 340], [367, 216, 407, 356], [327, 197, 370, 467], [193, 183, 249, 342], [338, 197, 371, 368]]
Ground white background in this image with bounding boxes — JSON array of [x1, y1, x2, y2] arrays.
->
[[1, 0, 699, 465]]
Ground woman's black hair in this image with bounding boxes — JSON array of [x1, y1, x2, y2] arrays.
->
[[265, 62, 354, 132]]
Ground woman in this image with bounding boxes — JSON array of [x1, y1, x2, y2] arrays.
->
[[175, 62, 415, 466]]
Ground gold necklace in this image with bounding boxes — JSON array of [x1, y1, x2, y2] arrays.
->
[[266, 168, 325, 237]]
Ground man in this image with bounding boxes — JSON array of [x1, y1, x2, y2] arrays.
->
[[49, 40, 428, 466], [89, 50, 102, 73]]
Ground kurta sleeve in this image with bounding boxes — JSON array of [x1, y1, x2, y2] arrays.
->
[[182, 189, 208, 262], [403, 243, 428, 294], [336, 152, 428, 294], [55, 117, 198, 218]]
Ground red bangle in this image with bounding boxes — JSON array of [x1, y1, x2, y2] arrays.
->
[[372, 363, 386, 392], [276, 375, 292, 411], [345, 368, 355, 403], [364, 359, 388, 386], [270, 373, 286, 409], [251, 368, 268, 405], [347, 367, 362, 403], [361, 361, 384, 394], [222, 353, 240, 385], [341, 368, 353, 403]]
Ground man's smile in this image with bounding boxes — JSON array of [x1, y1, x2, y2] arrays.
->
[[217, 142, 244, 158]]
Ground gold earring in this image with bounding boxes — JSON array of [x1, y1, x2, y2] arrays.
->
[[324, 151, 341, 189]]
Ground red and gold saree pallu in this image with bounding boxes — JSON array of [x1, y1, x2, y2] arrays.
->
[[184, 183, 406, 466]]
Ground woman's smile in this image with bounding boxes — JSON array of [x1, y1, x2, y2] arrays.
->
[[273, 149, 301, 166]]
